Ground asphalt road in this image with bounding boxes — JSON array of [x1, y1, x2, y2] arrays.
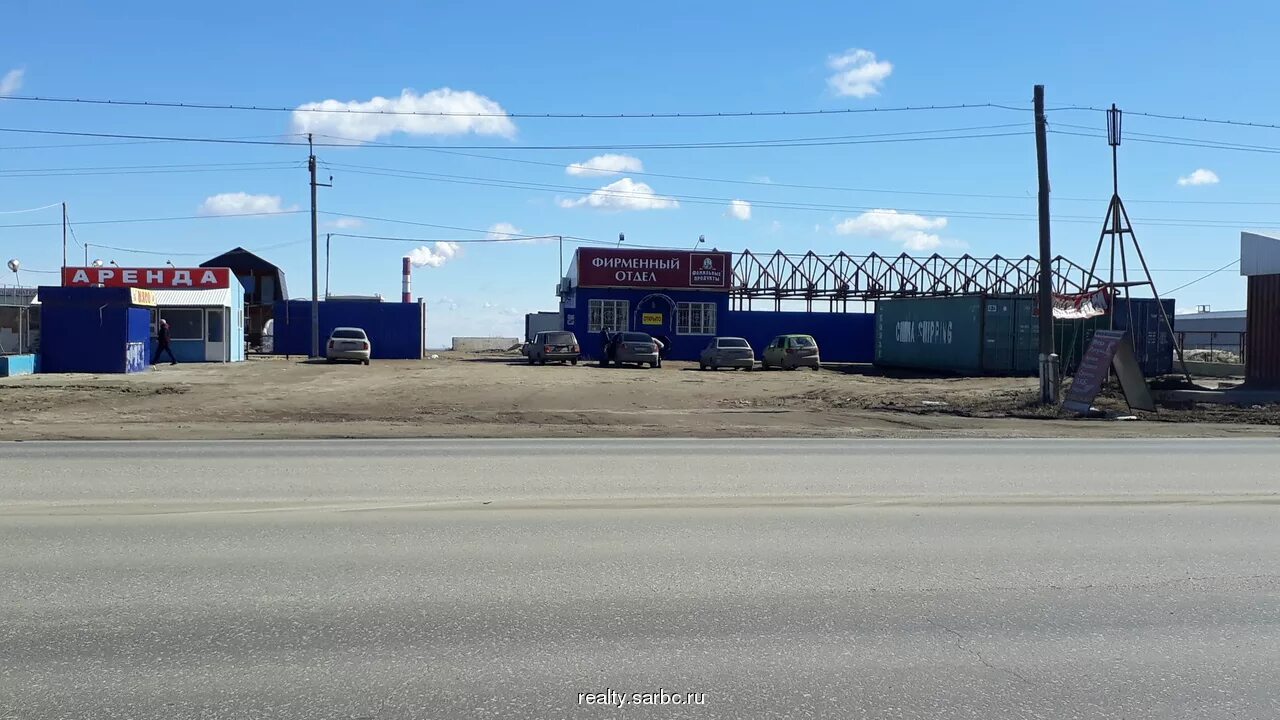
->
[[2, 439, 1278, 719]]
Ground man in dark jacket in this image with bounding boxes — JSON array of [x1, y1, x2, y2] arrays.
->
[[154, 318, 178, 365]]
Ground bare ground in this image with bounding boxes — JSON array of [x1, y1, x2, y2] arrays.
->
[[2, 353, 1277, 440]]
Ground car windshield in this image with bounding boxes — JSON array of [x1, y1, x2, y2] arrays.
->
[[620, 333, 651, 343], [332, 329, 365, 339], [718, 338, 749, 348], [791, 336, 816, 347], [543, 332, 574, 344]]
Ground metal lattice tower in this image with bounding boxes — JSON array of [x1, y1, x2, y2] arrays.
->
[[1083, 104, 1190, 379]]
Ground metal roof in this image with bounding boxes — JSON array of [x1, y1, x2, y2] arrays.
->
[[1176, 309, 1246, 320], [1241, 231, 1280, 277], [150, 287, 235, 306]]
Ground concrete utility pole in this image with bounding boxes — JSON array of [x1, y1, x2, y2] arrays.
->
[[1034, 85, 1059, 403], [308, 134, 332, 358], [61, 203, 67, 274]]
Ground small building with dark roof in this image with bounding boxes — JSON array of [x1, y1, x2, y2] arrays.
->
[[201, 247, 287, 348]]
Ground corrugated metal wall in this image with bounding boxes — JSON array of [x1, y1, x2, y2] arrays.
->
[[37, 287, 151, 374], [1246, 274, 1280, 386], [273, 300, 425, 359], [720, 311, 874, 363]]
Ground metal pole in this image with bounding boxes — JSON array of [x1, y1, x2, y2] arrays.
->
[[325, 233, 331, 299], [83, 243, 88, 266], [309, 134, 320, 358], [61, 202, 67, 274], [558, 235, 563, 278], [1033, 85, 1057, 403]]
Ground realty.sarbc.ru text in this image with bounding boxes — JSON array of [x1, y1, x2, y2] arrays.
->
[[578, 689, 707, 708]]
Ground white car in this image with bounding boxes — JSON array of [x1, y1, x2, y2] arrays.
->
[[326, 327, 371, 365]]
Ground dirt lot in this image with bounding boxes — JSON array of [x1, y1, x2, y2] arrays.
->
[[2, 353, 1278, 440]]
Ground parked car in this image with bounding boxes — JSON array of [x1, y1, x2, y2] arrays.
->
[[699, 336, 755, 371], [527, 331, 580, 365], [761, 334, 820, 370], [326, 327, 371, 365], [601, 331, 661, 368]]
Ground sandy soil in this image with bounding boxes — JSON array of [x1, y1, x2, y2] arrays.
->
[[2, 353, 1277, 440]]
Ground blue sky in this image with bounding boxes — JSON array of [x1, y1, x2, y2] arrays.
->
[[3, 1, 1278, 341]]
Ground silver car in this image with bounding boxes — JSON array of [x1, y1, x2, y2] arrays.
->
[[326, 327, 371, 365], [699, 336, 755, 370], [602, 331, 661, 368], [527, 331, 580, 365]]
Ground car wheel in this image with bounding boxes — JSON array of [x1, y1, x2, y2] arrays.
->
[[711, 364, 718, 371], [571, 359, 578, 365], [363, 359, 370, 366], [528, 357, 535, 365], [600, 358, 609, 367], [699, 362, 706, 370], [812, 365, 821, 371]]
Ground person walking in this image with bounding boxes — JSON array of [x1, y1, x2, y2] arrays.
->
[[154, 318, 178, 365]]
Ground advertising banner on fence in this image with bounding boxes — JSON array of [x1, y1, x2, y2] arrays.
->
[[63, 267, 233, 289], [576, 249, 731, 289]]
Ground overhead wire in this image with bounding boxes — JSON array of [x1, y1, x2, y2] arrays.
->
[[1164, 259, 1242, 294], [0, 202, 63, 214], [0, 209, 307, 229], [0, 94, 1025, 119], [0, 124, 1032, 151]]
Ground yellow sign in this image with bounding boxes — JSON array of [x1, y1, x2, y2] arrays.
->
[[641, 313, 663, 325], [130, 288, 157, 306]]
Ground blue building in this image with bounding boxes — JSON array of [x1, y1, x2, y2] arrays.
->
[[559, 247, 874, 362], [36, 286, 153, 373]]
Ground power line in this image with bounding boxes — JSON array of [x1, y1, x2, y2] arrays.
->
[[1050, 105, 1280, 132], [0, 93, 1024, 119], [1164, 259, 1242, 294], [323, 163, 1280, 229], [399, 145, 1280, 207], [0, 209, 307, 229], [1050, 128, 1280, 155], [0, 163, 303, 178], [83, 238, 308, 258], [0, 202, 62, 214], [0, 124, 1031, 151]]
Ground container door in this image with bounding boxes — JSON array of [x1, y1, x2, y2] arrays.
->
[[205, 308, 226, 361]]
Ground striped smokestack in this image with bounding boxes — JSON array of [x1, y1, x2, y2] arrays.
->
[[401, 256, 412, 303]]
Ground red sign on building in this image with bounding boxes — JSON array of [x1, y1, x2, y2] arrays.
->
[[62, 267, 233, 289], [576, 249, 731, 289]]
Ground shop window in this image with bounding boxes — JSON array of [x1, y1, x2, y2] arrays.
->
[[207, 310, 224, 343], [588, 299, 628, 333], [160, 308, 203, 340], [676, 302, 716, 335]]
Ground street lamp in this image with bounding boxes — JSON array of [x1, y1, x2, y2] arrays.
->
[[616, 232, 625, 248], [692, 234, 705, 250]]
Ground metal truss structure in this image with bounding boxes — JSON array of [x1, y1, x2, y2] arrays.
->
[[729, 250, 1100, 312]]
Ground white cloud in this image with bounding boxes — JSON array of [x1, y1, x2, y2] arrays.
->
[[727, 199, 752, 221], [326, 217, 364, 230], [198, 192, 293, 216], [826, 49, 892, 98], [835, 209, 949, 251], [291, 88, 516, 143], [406, 241, 461, 268], [486, 222, 523, 240], [0, 68, 24, 95], [558, 178, 679, 211], [565, 154, 644, 177], [1178, 168, 1220, 186]]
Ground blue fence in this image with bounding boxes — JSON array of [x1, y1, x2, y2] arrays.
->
[[720, 311, 875, 363], [274, 300, 424, 359]]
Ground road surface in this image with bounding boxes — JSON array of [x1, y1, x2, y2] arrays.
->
[[2, 439, 1278, 719]]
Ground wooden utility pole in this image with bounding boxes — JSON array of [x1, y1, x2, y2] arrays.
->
[[308, 134, 331, 357], [1034, 85, 1058, 403]]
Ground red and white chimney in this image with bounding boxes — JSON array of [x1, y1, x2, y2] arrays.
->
[[401, 256, 412, 303]]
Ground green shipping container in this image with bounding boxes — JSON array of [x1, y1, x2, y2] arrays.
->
[[875, 296, 985, 372], [877, 294, 1109, 376]]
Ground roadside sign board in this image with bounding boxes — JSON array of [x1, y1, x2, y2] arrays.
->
[[129, 288, 156, 306], [641, 313, 663, 325], [1063, 330, 1156, 414]]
